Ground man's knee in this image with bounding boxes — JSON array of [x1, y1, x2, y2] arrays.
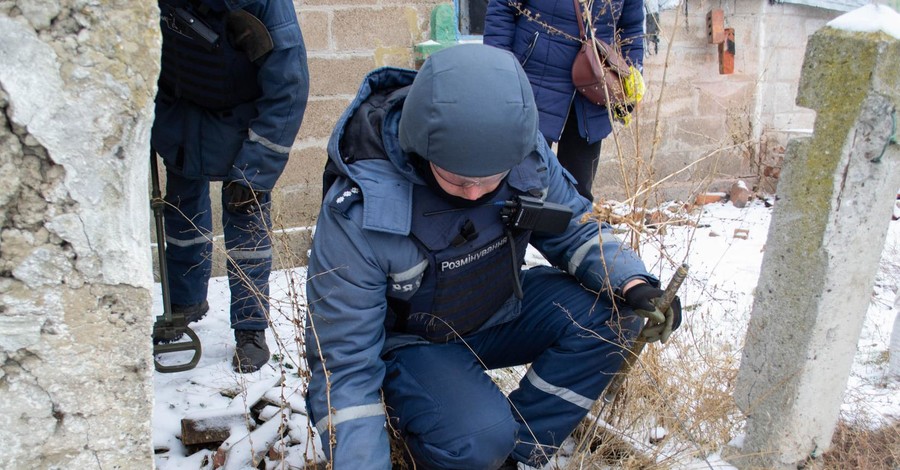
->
[[408, 413, 518, 469]]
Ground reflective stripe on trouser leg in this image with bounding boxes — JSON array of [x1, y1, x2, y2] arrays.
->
[[382, 343, 518, 469], [223, 190, 272, 330], [162, 170, 212, 306], [464, 266, 643, 466]]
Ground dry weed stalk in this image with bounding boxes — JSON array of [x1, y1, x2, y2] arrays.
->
[[270, 252, 336, 468], [562, 0, 752, 466]]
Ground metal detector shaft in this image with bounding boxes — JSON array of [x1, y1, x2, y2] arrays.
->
[[151, 149, 202, 373], [601, 263, 689, 404], [150, 150, 173, 322]]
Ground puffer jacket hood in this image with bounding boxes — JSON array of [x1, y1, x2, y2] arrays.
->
[[398, 44, 538, 177], [326, 66, 421, 181]]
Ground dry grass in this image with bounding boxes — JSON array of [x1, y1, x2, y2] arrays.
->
[[565, 329, 744, 469], [821, 421, 900, 470], [822, 422, 900, 470]]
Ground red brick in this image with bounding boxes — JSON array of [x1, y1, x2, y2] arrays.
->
[[695, 193, 726, 205], [729, 181, 753, 208], [718, 28, 735, 74], [706, 9, 725, 44]]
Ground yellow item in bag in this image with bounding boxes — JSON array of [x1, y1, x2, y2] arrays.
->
[[623, 66, 645, 104]]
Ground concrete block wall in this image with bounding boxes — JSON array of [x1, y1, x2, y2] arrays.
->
[[593, 0, 842, 203], [283, 0, 445, 211], [270, 0, 446, 270]]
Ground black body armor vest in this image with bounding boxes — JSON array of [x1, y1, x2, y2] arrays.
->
[[158, 0, 262, 111], [388, 158, 545, 342]]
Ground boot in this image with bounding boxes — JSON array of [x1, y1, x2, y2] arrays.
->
[[232, 329, 270, 373], [173, 300, 209, 324], [152, 300, 209, 344]]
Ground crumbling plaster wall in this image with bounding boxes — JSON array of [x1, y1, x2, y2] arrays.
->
[[0, 1, 158, 467]]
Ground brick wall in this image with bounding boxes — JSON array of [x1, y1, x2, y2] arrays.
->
[[275, 0, 445, 229]]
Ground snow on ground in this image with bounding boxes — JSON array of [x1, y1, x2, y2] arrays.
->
[[153, 200, 900, 469]]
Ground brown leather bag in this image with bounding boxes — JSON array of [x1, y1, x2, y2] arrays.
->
[[571, 0, 632, 107]]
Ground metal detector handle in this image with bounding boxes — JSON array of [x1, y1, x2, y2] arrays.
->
[[153, 327, 203, 373], [602, 264, 689, 404]]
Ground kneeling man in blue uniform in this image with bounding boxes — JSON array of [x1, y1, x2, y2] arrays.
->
[[305, 44, 680, 469]]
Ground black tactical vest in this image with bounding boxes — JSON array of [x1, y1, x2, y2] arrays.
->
[[388, 160, 544, 342], [157, 0, 262, 111]]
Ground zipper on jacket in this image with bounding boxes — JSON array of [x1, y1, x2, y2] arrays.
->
[[579, 98, 591, 142], [556, 92, 577, 142], [521, 31, 540, 66]]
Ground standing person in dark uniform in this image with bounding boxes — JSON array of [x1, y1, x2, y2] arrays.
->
[[304, 44, 678, 469], [484, 0, 645, 202], [151, 0, 309, 373]]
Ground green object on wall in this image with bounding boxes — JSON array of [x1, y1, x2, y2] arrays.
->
[[413, 3, 459, 66], [432, 3, 457, 42]]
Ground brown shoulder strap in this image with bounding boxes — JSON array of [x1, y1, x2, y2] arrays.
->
[[572, 0, 587, 40]]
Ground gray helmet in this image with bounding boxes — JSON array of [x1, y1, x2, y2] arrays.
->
[[398, 44, 539, 177]]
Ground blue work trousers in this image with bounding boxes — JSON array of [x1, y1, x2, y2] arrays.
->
[[382, 266, 643, 469], [162, 170, 272, 330]]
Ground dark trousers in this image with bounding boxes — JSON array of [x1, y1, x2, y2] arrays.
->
[[546, 106, 603, 202], [382, 266, 642, 468], [162, 170, 272, 330]]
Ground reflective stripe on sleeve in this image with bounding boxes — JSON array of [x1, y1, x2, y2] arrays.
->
[[390, 259, 428, 282], [567, 239, 594, 276], [566, 232, 621, 276], [249, 129, 292, 154]]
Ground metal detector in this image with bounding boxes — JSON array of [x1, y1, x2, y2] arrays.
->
[[150, 149, 202, 373]]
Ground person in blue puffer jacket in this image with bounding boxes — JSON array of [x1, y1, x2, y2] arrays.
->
[[151, 0, 309, 372], [484, 0, 645, 202], [305, 44, 678, 469]]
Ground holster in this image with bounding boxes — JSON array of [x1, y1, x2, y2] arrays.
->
[[226, 10, 274, 63]]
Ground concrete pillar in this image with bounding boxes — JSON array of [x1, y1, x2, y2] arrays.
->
[[726, 8, 900, 469], [0, 2, 158, 467]]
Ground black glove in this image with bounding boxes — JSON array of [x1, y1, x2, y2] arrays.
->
[[223, 181, 259, 215], [623, 283, 683, 343]]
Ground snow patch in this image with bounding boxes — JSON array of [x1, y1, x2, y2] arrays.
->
[[827, 4, 900, 39]]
